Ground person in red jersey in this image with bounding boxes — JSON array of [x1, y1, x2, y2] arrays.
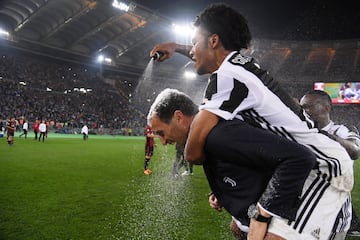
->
[[6, 117, 16, 145], [144, 125, 155, 175], [32, 119, 40, 140]]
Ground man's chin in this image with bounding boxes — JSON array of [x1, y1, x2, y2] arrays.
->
[[196, 69, 207, 75], [195, 65, 207, 75]]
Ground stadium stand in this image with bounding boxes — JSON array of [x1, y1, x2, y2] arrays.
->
[[1, 40, 359, 136]]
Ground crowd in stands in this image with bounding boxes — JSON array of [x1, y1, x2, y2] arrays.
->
[[1, 43, 359, 135], [0, 51, 146, 135]]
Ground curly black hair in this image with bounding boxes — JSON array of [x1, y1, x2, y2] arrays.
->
[[194, 3, 251, 51]]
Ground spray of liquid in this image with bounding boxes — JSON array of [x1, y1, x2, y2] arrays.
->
[[131, 58, 156, 115], [135, 59, 154, 92], [133, 51, 163, 101]]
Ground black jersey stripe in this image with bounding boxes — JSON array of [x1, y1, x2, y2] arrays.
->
[[308, 144, 341, 178], [204, 73, 218, 101], [238, 52, 303, 118], [219, 79, 249, 114], [331, 197, 351, 233], [296, 173, 322, 208], [239, 108, 341, 179], [287, 174, 321, 227], [279, 126, 298, 142], [292, 176, 329, 230], [298, 182, 330, 233], [311, 145, 342, 176], [293, 177, 324, 229], [240, 108, 298, 142]]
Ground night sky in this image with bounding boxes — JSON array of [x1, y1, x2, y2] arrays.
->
[[134, 0, 360, 41]]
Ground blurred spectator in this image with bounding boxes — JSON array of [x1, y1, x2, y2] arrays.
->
[[32, 120, 40, 140], [19, 118, 28, 138], [81, 124, 89, 140], [38, 120, 47, 142]]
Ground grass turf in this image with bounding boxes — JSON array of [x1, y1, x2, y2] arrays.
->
[[0, 133, 359, 239], [0, 133, 232, 240]]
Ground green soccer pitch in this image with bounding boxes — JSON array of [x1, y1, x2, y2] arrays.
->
[[1, 133, 359, 240]]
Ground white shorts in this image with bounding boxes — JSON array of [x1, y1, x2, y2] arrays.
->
[[232, 216, 249, 233], [268, 170, 353, 240]]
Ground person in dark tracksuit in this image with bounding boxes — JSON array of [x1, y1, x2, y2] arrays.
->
[[147, 89, 317, 240]]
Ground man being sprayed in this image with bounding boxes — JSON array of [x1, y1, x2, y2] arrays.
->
[[148, 88, 319, 239], [150, 4, 353, 239]]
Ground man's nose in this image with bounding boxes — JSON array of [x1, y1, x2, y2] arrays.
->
[[189, 48, 195, 61]]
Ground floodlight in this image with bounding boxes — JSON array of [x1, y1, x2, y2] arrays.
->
[[112, 0, 130, 12], [104, 57, 112, 63], [172, 23, 195, 37], [184, 70, 196, 80], [0, 28, 9, 38], [97, 55, 104, 63]]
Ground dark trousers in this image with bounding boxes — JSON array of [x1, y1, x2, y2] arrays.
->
[[39, 132, 45, 142]]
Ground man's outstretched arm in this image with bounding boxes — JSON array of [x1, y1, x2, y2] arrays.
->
[[150, 42, 192, 62]]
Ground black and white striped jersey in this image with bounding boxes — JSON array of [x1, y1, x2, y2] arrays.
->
[[199, 51, 353, 190]]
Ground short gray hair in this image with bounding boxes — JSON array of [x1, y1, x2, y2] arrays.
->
[[147, 88, 198, 124]]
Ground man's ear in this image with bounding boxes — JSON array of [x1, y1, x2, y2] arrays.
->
[[324, 104, 332, 113], [173, 110, 184, 122], [209, 34, 220, 48]]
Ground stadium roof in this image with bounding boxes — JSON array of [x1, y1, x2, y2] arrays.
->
[[0, 0, 359, 72]]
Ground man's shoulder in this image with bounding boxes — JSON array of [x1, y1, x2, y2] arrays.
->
[[226, 51, 253, 66], [328, 122, 359, 140]]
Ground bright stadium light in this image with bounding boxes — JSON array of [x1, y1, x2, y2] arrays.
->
[[172, 23, 195, 37], [97, 55, 112, 65], [0, 28, 10, 38], [112, 0, 130, 12], [97, 55, 104, 63], [184, 70, 196, 80], [104, 57, 112, 63]]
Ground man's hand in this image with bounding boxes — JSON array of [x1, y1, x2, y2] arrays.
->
[[150, 42, 177, 62], [150, 42, 192, 62], [208, 193, 222, 212]]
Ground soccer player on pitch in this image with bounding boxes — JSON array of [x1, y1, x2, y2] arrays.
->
[[144, 125, 155, 175]]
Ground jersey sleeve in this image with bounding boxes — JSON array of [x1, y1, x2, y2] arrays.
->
[[199, 72, 257, 120]]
